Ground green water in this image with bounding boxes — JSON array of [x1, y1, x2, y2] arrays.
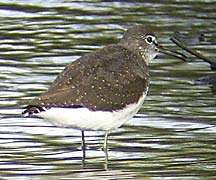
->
[[0, 1, 215, 179]]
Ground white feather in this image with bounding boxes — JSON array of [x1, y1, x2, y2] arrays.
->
[[34, 92, 147, 131]]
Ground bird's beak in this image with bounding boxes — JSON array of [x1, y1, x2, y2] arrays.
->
[[155, 42, 187, 61]]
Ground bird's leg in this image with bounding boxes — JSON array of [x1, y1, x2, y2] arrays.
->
[[81, 130, 86, 167], [103, 130, 109, 170]]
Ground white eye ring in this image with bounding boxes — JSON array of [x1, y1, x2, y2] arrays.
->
[[145, 35, 156, 45]]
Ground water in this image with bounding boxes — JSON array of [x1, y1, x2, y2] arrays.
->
[[0, 0, 216, 179]]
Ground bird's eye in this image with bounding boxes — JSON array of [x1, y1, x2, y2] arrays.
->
[[145, 35, 156, 44]]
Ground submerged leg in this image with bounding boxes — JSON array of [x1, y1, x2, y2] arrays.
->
[[103, 130, 109, 170], [81, 130, 86, 167]]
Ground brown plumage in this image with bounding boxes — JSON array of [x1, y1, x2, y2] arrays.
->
[[24, 27, 154, 113]]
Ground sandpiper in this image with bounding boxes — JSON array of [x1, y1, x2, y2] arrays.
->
[[22, 25, 184, 168]]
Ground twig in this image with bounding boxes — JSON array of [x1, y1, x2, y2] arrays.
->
[[171, 37, 216, 70]]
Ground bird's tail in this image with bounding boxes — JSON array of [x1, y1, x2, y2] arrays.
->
[[22, 106, 47, 117]]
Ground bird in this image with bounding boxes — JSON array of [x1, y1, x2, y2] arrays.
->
[[22, 25, 183, 168]]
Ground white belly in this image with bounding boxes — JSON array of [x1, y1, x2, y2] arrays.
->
[[35, 92, 147, 131]]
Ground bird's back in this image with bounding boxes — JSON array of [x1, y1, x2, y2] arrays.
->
[[26, 43, 149, 112]]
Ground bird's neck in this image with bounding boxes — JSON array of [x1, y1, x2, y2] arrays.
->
[[119, 42, 151, 65]]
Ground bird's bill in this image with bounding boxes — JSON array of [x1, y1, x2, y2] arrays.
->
[[156, 44, 187, 61]]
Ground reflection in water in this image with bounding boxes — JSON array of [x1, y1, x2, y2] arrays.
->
[[0, 0, 216, 179], [195, 75, 216, 95]]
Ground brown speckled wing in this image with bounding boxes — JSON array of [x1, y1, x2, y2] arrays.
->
[[29, 44, 149, 111]]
